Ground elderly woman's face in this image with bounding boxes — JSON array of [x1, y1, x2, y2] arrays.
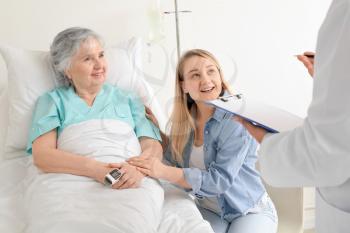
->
[[65, 38, 107, 90]]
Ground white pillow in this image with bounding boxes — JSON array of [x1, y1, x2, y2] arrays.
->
[[0, 38, 166, 159], [0, 90, 8, 162]]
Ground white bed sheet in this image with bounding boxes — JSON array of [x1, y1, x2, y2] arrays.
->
[[0, 156, 213, 233]]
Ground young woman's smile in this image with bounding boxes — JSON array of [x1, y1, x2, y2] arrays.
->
[[182, 56, 223, 102]]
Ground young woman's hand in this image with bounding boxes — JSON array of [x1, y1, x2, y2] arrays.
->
[[128, 157, 192, 189], [145, 106, 160, 128], [127, 156, 166, 179], [235, 117, 267, 143]]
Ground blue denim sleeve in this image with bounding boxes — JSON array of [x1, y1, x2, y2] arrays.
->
[[184, 123, 256, 197]]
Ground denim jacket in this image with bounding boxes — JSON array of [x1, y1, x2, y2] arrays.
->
[[164, 108, 267, 221]]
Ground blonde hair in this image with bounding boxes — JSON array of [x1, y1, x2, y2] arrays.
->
[[168, 49, 233, 164]]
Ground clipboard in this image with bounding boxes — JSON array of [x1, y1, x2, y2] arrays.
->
[[205, 94, 304, 133]]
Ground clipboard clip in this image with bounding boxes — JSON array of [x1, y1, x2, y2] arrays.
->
[[219, 94, 243, 102]]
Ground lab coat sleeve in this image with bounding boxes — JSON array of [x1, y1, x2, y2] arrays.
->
[[259, 0, 350, 188]]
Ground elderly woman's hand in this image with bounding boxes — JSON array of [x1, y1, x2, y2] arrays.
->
[[90, 161, 121, 185], [108, 163, 145, 189]]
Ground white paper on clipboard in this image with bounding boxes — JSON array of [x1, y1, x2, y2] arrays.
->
[[206, 94, 304, 133]]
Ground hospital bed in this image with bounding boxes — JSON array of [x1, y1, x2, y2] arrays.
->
[[0, 38, 214, 233]]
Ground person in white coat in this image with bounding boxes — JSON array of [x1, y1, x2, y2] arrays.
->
[[241, 0, 350, 232]]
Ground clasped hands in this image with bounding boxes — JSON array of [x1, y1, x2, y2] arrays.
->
[[94, 161, 143, 189], [104, 153, 165, 189]]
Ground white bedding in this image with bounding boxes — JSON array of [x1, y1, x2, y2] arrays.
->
[[0, 156, 214, 233], [0, 119, 214, 233], [57, 119, 143, 163], [25, 119, 164, 233], [0, 37, 213, 233]]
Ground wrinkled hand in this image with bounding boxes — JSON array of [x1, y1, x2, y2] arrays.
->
[[127, 156, 166, 179], [296, 51, 315, 77], [235, 117, 267, 143], [91, 161, 121, 185], [108, 163, 145, 189]]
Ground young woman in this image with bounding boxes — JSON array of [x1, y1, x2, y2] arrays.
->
[[128, 49, 278, 233]]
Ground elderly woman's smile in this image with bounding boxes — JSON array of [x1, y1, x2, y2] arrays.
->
[[65, 37, 107, 94]]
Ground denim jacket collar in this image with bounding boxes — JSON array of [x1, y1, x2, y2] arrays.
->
[[211, 107, 233, 122]]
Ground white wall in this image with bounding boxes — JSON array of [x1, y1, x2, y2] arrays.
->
[[150, 0, 332, 118], [0, 0, 332, 119], [0, 0, 153, 48], [0, 0, 153, 94]]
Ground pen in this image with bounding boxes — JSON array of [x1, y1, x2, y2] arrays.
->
[[295, 54, 315, 58], [304, 54, 315, 58]]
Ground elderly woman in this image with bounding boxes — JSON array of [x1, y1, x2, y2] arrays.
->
[[25, 27, 164, 233]]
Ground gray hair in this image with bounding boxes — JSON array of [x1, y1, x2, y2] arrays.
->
[[49, 27, 104, 86]]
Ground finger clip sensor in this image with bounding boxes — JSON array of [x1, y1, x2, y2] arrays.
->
[[104, 169, 122, 186]]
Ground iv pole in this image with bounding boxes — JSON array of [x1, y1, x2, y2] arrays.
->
[[174, 0, 181, 59], [164, 1, 191, 59]]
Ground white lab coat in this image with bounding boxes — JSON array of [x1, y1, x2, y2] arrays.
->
[[258, 0, 350, 232]]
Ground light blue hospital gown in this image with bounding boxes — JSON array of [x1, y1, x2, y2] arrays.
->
[[24, 83, 164, 233], [27, 83, 160, 155]]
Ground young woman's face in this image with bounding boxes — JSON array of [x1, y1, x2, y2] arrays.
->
[[65, 38, 107, 91], [182, 56, 222, 102]]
